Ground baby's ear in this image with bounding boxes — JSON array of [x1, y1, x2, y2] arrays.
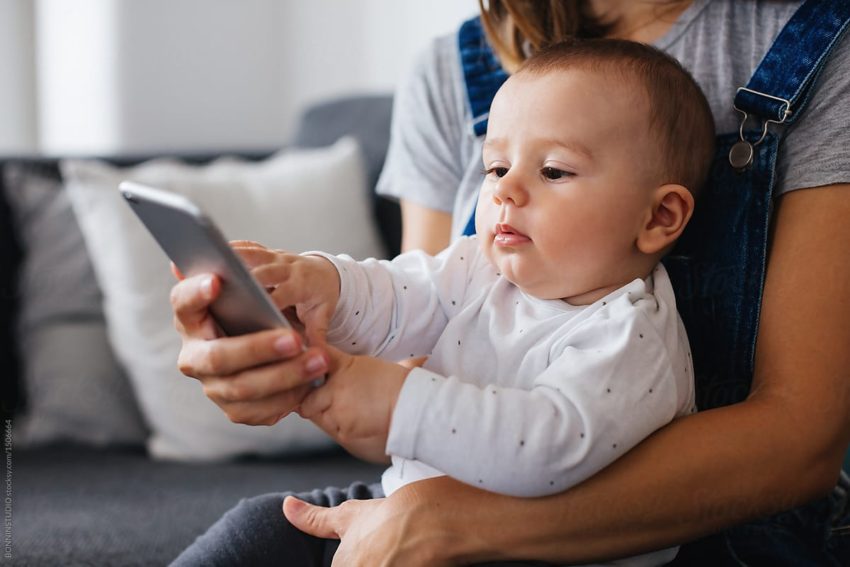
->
[[636, 184, 694, 256]]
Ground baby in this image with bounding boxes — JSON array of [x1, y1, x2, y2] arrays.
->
[[247, 38, 713, 565]]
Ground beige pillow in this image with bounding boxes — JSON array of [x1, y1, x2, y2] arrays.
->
[[63, 137, 384, 460]]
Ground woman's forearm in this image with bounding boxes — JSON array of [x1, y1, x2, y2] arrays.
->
[[404, 397, 841, 565], [399, 199, 451, 254]]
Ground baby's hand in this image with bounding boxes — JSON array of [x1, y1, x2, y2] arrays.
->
[[298, 345, 409, 459], [229, 240, 340, 345]]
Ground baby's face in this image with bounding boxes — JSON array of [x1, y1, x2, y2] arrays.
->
[[476, 69, 660, 303]]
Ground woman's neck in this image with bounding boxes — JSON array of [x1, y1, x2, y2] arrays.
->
[[588, 0, 693, 43]]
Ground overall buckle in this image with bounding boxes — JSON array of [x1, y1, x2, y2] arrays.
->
[[729, 87, 793, 171]]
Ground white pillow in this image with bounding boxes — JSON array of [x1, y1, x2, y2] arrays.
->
[[63, 137, 384, 461]]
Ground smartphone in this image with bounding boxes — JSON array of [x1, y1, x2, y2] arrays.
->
[[120, 181, 298, 337], [121, 181, 325, 387]]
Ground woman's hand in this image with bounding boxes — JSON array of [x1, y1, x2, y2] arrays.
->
[[298, 345, 410, 459], [283, 480, 461, 567], [169, 259, 332, 426]]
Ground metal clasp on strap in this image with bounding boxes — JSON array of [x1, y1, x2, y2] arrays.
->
[[729, 87, 793, 171]]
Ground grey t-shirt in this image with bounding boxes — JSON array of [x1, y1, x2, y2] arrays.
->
[[377, 0, 850, 239]]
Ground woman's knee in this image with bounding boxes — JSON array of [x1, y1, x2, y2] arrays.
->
[[227, 492, 290, 527], [172, 492, 315, 567]]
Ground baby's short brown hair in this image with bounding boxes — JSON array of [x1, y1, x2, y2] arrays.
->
[[516, 39, 716, 197]]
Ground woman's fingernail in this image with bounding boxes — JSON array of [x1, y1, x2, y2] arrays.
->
[[201, 276, 213, 299], [284, 496, 305, 514], [305, 354, 327, 375], [274, 335, 296, 354]]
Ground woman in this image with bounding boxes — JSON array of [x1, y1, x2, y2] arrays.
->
[[171, 1, 850, 564]]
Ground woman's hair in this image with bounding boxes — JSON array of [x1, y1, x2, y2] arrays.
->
[[478, 1, 606, 71], [517, 39, 716, 196], [478, 0, 688, 71]]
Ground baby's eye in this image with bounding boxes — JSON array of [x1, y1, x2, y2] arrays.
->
[[541, 167, 573, 180], [484, 166, 509, 178]]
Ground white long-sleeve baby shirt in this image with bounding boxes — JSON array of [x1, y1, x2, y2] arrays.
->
[[318, 236, 695, 498]]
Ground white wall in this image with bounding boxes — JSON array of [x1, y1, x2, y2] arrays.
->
[[35, 0, 122, 155], [25, 0, 478, 155], [0, 0, 37, 154], [278, 0, 478, 123]]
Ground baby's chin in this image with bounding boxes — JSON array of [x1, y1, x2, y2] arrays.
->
[[495, 259, 590, 302], [494, 262, 555, 299], [480, 241, 572, 300]]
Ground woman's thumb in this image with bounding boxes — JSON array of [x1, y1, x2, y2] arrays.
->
[[283, 496, 340, 539]]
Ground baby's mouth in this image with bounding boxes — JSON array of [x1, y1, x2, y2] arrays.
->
[[494, 223, 532, 246]]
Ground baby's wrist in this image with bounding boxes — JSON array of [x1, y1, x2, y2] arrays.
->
[[299, 253, 342, 306], [310, 254, 341, 303], [304, 252, 361, 341]]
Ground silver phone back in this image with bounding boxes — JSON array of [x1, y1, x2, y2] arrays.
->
[[120, 181, 291, 336]]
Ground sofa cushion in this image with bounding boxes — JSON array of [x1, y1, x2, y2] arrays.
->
[[15, 444, 384, 566], [3, 162, 148, 447], [293, 94, 400, 257], [62, 138, 383, 461]]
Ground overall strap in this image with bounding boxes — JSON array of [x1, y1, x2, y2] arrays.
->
[[735, 0, 850, 123], [730, 0, 850, 168], [458, 16, 509, 138], [669, 0, 850, 414], [458, 16, 508, 237]]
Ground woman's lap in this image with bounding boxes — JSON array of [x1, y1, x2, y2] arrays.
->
[[171, 473, 850, 566], [169, 480, 550, 567], [169, 481, 379, 567]]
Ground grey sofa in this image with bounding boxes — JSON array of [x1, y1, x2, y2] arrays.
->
[[2, 95, 396, 566]]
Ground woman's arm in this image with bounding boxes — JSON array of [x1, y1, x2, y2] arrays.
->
[[288, 184, 850, 565], [400, 199, 452, 254]]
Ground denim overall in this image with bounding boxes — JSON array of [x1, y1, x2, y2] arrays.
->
[[459, 1, 850, 564]]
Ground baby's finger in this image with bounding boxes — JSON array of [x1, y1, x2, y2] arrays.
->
[[322, 344, 351, 375], [298, 381, 334, 420], [170, 274, 220, 333], [253, 261, 293, 288], [302, 304, 333, 346], [233, 246, 280, 269], [300, 400, 341, 441]]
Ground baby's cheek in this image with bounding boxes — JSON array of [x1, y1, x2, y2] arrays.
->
[[473, 193, 494, 233], [478, 236, 498, 270]]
